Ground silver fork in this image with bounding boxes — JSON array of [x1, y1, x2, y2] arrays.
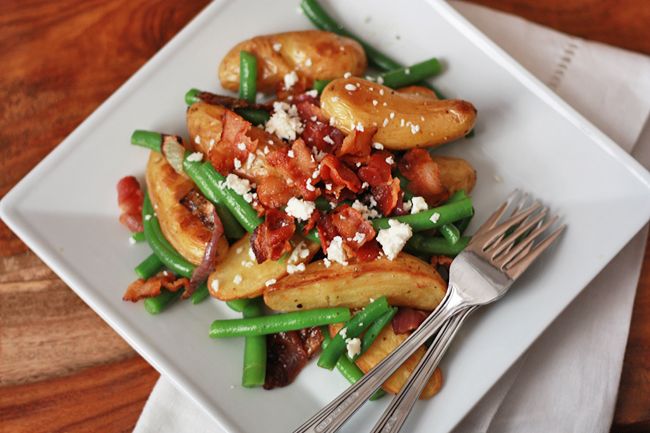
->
[[293, 190, 565, 433]]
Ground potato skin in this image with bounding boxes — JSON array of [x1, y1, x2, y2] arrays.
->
[[218, 30, 366, 93], [330, 322, 442, 399], [186, 102, 226, 154], [434, 156, 477, 195], [321, 77, 476, 150], [208, 236, 320, 301], [264, 253, 447, 311], [146, 152, 228, 265]]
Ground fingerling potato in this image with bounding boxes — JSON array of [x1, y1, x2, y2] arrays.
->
[[329, 322, 442, 399], [264, 253, 447, 311], [434, 156, 477, 195], [146, 152, 228, 265], [321, 77, 476, 150], [219, 30, 366, 93], [208, 236, 320, 301]]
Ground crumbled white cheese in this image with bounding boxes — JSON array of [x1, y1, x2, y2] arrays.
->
[[233, 158, 242, 169], [352, 200, 379, 220], [323, 135, 335, 145], [272, 42, 282, 52], [194, 135, 201, 145], [372, 99, 378, 106], [248, 248, 256, 261], [288, 241, 310, 264], [403, 201, 412, 212], [430, 212, 441, 224], [343, 72, 352, 78], [233, 274, 243, 285], [263, 146, 270, 154], [372, 142, 384, 150], [323, 258, 332, 268], [361, 182, 369, 189], [344, 83, 357, 91], [352, 232, 366, 244], [305, 58, 312, 67], [287, 149, 295, 158], [223, 174, 254, 202], [339, 327, 348, 339], [265, 101, 304, 141], [236, 246, 243, 254], [345, 337, 362, 359], [325, 183, 333, 191], [265, 278, 276, 287], [283, 71, 299, 89], [326, 236, 348, 265], [305, 179, 316, 192], [211, 278, 219, 292], [186, 152, 203, 162], [236, 142, 247, 151], [377, 219, 413, 260], [128, 236, 137, 245], [410, 196, 429, 214], [285, 197, 316, 221], [287, 263, 306, 274], [382, 118, 389, 127], [410, 124, 420, 134], [404, 68, 411, 75], [144, 214, 152, 221], [385, 156, 394, 165], [355, 122, 364, 132], [245, 152, 255, 170], [377, 76, 384, 85], [305, 89, 318, 98]]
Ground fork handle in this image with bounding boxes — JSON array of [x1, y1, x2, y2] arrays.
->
[[370, 307, 476, 433], [292, 288, 467, 433]]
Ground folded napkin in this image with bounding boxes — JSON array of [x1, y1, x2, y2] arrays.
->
[[135, 3, 650, 432]]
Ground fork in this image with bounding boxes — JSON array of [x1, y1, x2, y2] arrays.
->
[[293, 190, 565, 433]]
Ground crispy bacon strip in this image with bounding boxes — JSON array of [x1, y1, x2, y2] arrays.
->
[[372, 177, 401, 216], [399, 149, 448, 205], [336, 127, 376, 165], [298, 327, 324, 359], [209, 110, 258, 174], [330, 205, 375, 251], [267, 139, 320, 201], [117, 176, 144, 232], [356, 239, 382, 262], [319, 155, 361, 198], [358, 152, 393, 187], [251, 209, 296, 263], [392, 307, 429, 335], [122, 272, 189, 302]]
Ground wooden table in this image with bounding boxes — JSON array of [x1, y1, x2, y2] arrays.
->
[[1, 1, 648, 432]]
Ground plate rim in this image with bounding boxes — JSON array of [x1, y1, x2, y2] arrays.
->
[[1, 1, 649, 432]]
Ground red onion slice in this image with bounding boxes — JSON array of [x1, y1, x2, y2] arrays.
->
[[189, 208, 224, 295]]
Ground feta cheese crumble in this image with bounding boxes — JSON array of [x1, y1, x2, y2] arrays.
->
[[410, 196, 428, 214], [233, 274, 243, 285], [345, 337, 361, 359], [223, 174, 253, 202], [186, 152, 203, 162], [265, 279, 277, 287], [352, 200, 379, 220], [283, 71, 299, 90], [272, 42, 282, 52], [265, 101, 304, 141], [287, 263, 306, 274], [326, 236, 348, 265], [344, 83, 357, 91], [285, 197, 316, 221], [211, 279, 219, 292], [430, 212, 441, 224], [377, 219, 413, 260], [372, 142, 384, 150]]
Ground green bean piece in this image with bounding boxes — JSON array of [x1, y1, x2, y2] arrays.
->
[[313, 79, 332, 94], [130, 231, 146, 243], [226, 298, 252, 312], [438, 223, 461, 245], [185, 88, 201, 105], [358, 307, 398, 359], [376, 58, 442, 89], [234, 108, 270, 126], [456, 214, 474, 235], [322, 330, 385, 400], [144, 289, 182, 315], [238, 51, 258, 103], [242, 299, 267, 387], [397, 174, 413, 202], [209, 307, 351, 338], [314, 196, 331, 211], [198, 162, 263, 233], [183, 157, 246, 240], [317, 297, 391, 370], [131, 130, 163, 152], [190, 283, 210, 305], [142, 194, 195, 278], [407, 234, 470, 257], [134, 253, 164, 279], [371, 198, 473, 232]]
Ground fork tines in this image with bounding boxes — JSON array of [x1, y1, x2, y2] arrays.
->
[[468, 190, 565, 278]]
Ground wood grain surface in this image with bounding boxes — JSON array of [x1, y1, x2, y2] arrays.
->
[[0, 0, 648, 432]]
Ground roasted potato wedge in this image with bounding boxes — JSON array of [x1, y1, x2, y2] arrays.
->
[[321, 77, 476, 150], [397, 85, 439, 99], [186, 102, 226, 154], [146, 152, 229, 265], [208, 236, 320, 301], [219, 30, 366, 93], [434, 156, 477, 195], [264, 253, 447, 311], [329, 322, 442, 399]]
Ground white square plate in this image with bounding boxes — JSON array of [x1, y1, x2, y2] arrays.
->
[[2, 1, 649, 432]]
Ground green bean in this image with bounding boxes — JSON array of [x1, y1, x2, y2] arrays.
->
[[376, 58, 442, 89], [235, 107, 270, 126], [241, 299, 267, 387], [209, 307, 351, 338], [131, 130, 163, 152], [190, 283, 210, 305], [144, 289, 182, 315], [322, 330, 385, 400], [407, 234, 470, 256], [314, 196, 331, 211], [313, 79, 331, 94], [318, 297, 391, 370], [134, 253, 164, 279], [130, 231, 146, 243], [197, 162, 263, 233], [185, 88, 201, 105], [226, 298, 252, 312], [438, 223, 461, 245], [143, 194, 195, 278], [238, 51, 258, 103], [358, 307, 398, 359], [372, 198, 473, 232]]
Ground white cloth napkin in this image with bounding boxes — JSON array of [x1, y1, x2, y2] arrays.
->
[[134, 3, 650, 433]]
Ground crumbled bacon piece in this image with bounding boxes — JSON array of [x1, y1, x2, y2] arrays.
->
[[122, 272, 189, 302], [372, 177, 401, 216], [298, 327, 324, 359], [336, 127, 376, 165], [301, 120, 345, 153], [302, 209, 321, 235], [251, 209, 296, 263], [358, 152, 393, 187], [117, 176, 144, 232], [319, 155, 361, 198], [392, 307, 429, 334], [356, 239, 382, 262], [316, 212, 339, 252], [209, 110, 258, 174], [255, 175, 295, 209], [399, 149, 448, 205], [330, 205, 375, 251], [295, 97, 325, 122], [267, 138, 320, 200]]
